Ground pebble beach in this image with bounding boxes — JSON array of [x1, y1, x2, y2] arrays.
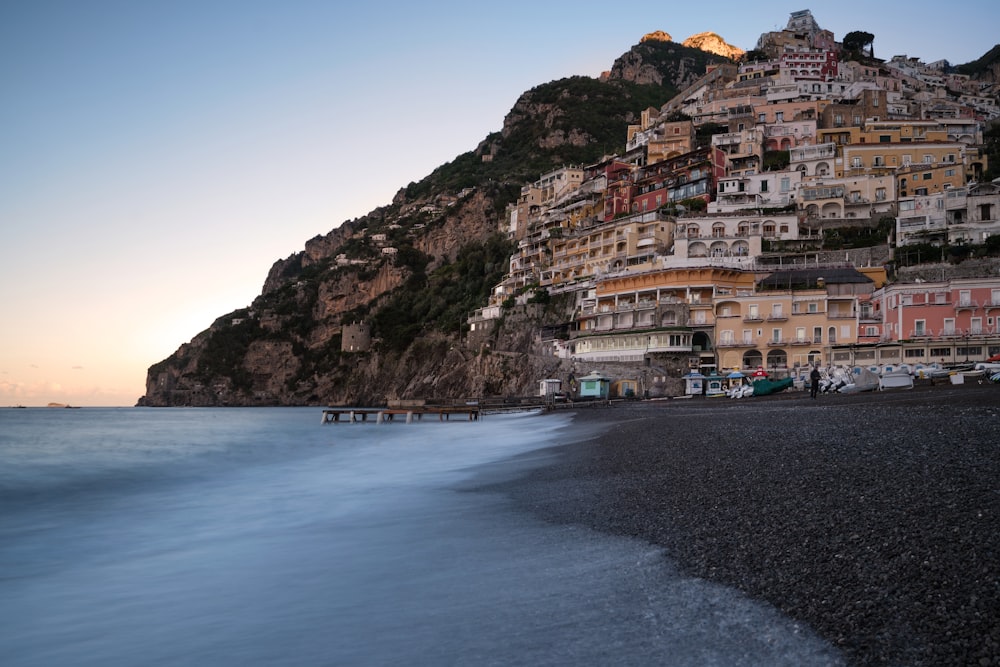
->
[[496, 382, 1000, 666]]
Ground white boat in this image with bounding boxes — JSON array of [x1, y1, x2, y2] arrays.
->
[[838, 367, 880, 393], [879, 369, 914, 390]]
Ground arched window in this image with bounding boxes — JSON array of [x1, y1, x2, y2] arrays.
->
[[712, 223, 726, 238], [743, 350, 763, 368], [767, 350, 787, 368]]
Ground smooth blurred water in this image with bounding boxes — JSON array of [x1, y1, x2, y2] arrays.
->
[[0, 407, 843, 666]]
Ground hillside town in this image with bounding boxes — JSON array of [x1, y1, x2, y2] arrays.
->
[[464, 9, 1000, 396]]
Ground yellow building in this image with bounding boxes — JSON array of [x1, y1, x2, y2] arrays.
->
[[572, 266, 756, 370], [713, 267, 876, 373], [817, 120, 949, 146], [839, 141, 972, 185], [545, 211, 674, 286]]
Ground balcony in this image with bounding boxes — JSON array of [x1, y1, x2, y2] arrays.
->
[[717, 338, 756, 348], [766, 314, 788, 322], [743, 315, 764, 323], [955, 300, 979, 311]]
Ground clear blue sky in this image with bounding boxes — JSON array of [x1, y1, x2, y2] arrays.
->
[[2, 1, 997, 406]]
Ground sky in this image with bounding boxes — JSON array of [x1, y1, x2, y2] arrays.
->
[[2, 1, 997, 407]]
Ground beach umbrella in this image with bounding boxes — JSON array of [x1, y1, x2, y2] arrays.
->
[[727, 371, 745, 379]]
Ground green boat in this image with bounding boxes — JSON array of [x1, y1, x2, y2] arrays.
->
[[750, 377, 794, 396]]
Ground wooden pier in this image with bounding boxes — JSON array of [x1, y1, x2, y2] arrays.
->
[[321, 405, 481, 424]]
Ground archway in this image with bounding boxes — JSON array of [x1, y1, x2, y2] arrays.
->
[[743, 349, 763, 369]]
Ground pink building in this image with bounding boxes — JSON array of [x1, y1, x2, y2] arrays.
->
[[870, 278, 1000, 364]]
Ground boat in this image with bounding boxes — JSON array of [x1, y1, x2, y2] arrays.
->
[[750, 376, 794, 396], [838, 366, 880, 393], [879, 369, 914, 390]]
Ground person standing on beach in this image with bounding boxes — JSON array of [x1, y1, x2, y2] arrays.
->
[[810, 365, 821, 399]]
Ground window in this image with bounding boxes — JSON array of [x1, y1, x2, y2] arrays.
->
[[971, 318, 983, 334], [923, 172, 933, 180], [959, 290, 971, 306], [873, 156, 884, 167], [865, 326, 878, 336], [879, 135, 891, 143], [813, 326, 822, 343], [758, 113, 766, 123], [852, 157, 862, 168], [761, 180, 769, 192], [876, 188, 886, 201], [776, 112, 784, 122], [771, 328, 782, 343], [780, 177, 790, 192], [772, 304, 783, 318], [914, 320, 926, 336], [923, 155, 933, 163], [943, 318, 956, 335], [808, 302, 818, 313]]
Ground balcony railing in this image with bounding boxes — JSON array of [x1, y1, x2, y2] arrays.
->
[[716, 339, 756, 348]]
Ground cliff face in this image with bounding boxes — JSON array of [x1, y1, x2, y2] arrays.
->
[[606, 38, 731, 87], [681, 32, 744, 60], [137, 38, 717, 408], [138, 165, 588, 407]]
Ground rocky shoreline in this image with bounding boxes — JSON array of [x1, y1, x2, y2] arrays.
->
[[495, 382, 1000, 666]]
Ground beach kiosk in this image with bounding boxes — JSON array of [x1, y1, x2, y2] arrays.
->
[[705, 373, 726, 397], [683, 371, 705, 396], [576, 372, 611, 400], [538, 378, 562, 397]]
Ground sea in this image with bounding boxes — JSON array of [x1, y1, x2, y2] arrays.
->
[[0, 407, 844, 666]]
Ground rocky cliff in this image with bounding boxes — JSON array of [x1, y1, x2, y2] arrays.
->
[[138, 35, 726, 407], [681, 32, 745, 60]]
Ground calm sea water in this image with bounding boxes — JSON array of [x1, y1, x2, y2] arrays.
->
[[0, 407, 843, 666]]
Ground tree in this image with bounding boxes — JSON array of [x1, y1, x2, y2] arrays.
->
[[842, 31, 875, 59]]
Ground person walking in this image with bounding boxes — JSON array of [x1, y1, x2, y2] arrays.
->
[[810, 365, 821, 399]]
